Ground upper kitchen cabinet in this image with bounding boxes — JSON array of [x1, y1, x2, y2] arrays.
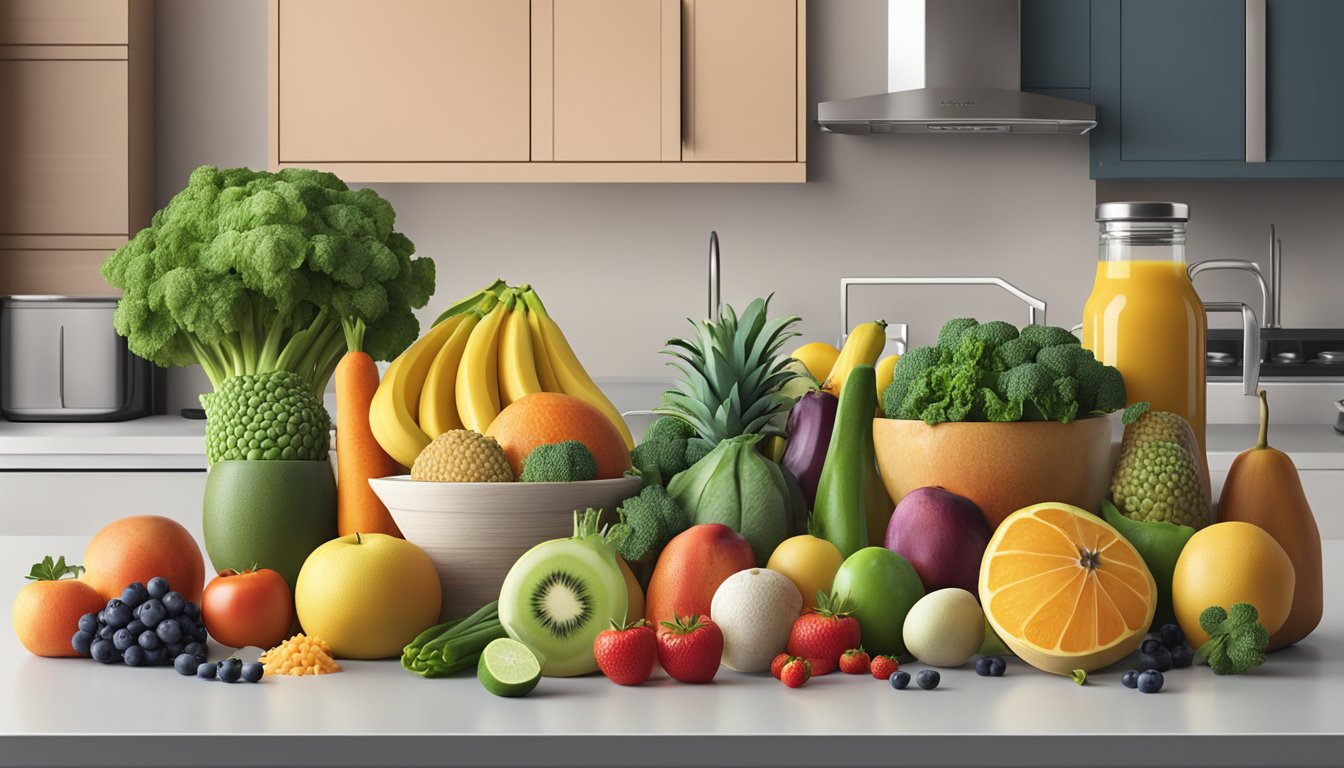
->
[[1072, 0, 1344, 178], [0, 0, 154, 296], [268, 0, 806, 182]]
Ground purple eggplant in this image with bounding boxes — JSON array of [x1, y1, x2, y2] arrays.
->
[[780, 390, 839, 510]]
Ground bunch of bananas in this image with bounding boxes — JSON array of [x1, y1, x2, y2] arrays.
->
[[370, 281, 635, 468]]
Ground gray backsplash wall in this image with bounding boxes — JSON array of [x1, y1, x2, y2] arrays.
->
[[156, 0, 1344, 412]]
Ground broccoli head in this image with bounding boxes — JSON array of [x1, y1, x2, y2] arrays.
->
[[936, 317, 980, 350], [102, 165, 436, 397], [966, 320, 1019, 350], [1019, 324, 1081, 351], [991, 336, 1040, 371], [1075, 355, 1127, 414], [1197, 603, 1269, 675], [630, 416, 696, 486], [201, 370, 330, 464], [617, 485, 690, 585], [882, 344, 949, 419], [520, 441, 598, 483]]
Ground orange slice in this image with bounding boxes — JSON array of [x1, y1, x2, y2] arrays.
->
[[979, 502, 1156, 675]]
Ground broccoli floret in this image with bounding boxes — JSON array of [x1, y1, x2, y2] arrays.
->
[[1197, 603, 1269, 675], [617, 485, 689, 586], [201, 371, 330, 464], [999, 364, 1079, 423], [882, 345, 948, 418], [936, 318, 980, 350], [1019, 324, 1081, 351], [519, 441, 597, 483], [966, 320, 1019, 351], [1075, 356, 1127, 414], [684, 438, 713, 467], [991, 336, 1040, 371], [629, 416, 696, 486], [1036, 343, 1093, 377], [978, 388, 1024, 422]]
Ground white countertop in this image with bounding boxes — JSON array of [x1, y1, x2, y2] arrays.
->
[[1206, 422, 1344, 470], [1, 534, 1340, 767], [0, 415, 206, 470]]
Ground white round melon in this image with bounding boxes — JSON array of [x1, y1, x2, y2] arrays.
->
[[710, 568, 803, 672], [902, 588, 985, 668]]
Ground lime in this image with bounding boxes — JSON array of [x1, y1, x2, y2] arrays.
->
[[477, 638, 541, 698]]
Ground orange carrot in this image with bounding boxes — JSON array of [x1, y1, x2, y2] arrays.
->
[[336, 319, 402, 538]]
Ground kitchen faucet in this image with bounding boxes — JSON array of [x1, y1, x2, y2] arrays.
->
[[708, 231, 721, 323], [1187, 223, 1281, 330]]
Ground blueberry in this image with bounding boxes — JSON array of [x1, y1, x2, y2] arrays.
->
[[156, 618, 183, 645], [96, 624, 116, 641], [1139, 646, 1173, 673], [147, 577, 170, 600], [103, 600, 133, 629], [77, 613, 99, 635], [137, 630, 160, 651], [126, 619, 146, 636], [172, 653, 198, 675], [988, 656, 1007, 677], [916, 670, 941, 690], [197, 661, 217, 679], [1121, 670, 1139, 689], [97, 609, 108, 625], [975, 657, 992, 676], [1159, 624, 1184, 649], [123, 645, 146, 667], [120, 583, 148, 609], [183, 602, 201, 620], [138, 599, 166, 628], [1138, 669, 1164, 693], [1170, 643, 1195, 669], [166, 642, 184, 658], [71, 630, 94, 656], [241, 663, 265, 683], [144, 646, 166, 666], [162, 592, 186, 618], [90, 639, 117, 664], [889, 670, 911, 689], [1139, 638, 1162, 656], [112, 628, 135, 652], [218, 659, 243, 684], [183, 642, 207, 660]]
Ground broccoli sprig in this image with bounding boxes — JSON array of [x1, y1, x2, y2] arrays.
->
[[520, 441, 597, 483], [1197, 603, 1270, 675], [617, 485, 690, 587], [629, 416, 698, 487]]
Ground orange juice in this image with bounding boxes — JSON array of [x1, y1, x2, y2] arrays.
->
[[1082, 259, 1207, 454]]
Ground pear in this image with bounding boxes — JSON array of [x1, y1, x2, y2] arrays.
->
[[1217, 390, 1322, 651]]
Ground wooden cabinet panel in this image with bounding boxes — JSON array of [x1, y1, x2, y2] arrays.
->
[[683, 0, 797, 162], [277, 0, 530, 162], [0, 0, 131, 45], [0, 250, 116, 297], [0, 60, 129, 236], [546, 0, 680, 162]]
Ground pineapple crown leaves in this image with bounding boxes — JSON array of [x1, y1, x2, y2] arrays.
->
[[653, 295, 802, 446], [811, 590, 857, 619]]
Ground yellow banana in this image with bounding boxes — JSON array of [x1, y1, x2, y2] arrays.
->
[[369, 313, 467, 468], [519, 288, 635, 450], [497, 296, 543, 407], [824, 319, 888, 397], [417, 310, 481, 439], [455, 296, 508, 433], [526, 303, 563, 393]]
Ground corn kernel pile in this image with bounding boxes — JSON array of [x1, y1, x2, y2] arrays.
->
[[259, 633, 341, 676]]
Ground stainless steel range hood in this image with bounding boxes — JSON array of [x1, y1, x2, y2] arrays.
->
[[818, 0, 1097, 135]]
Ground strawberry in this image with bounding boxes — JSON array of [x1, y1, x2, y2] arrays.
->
[[870, 655, 900, 680], [839, 647, 870, 675], [787, 591, 861, 676], [770, 652, 791, 680], [657, 614, 723, 684], [779, 657, 811, 688], [594, 619, 658, 686]]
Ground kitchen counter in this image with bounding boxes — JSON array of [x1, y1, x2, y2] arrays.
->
[[0, 416, 206, 470], [1206, 422, 1344, 471], [1, 535, 1340, 768]]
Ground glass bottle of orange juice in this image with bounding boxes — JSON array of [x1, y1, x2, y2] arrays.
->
[[1082, 202, 1206, 454]]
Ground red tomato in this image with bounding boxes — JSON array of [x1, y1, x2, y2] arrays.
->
[[201, 568, 293, 650]]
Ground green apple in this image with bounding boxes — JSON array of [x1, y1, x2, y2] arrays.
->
[[831, 546, 924, 657]]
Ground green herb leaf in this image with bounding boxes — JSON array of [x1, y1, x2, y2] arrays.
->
[[25, 555, 84, 582], [1070, 668, 1087, 685]]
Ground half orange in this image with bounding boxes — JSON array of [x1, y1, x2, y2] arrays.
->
[[979, 502, 1156, 675]]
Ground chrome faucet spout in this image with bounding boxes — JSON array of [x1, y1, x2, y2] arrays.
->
[[1188, 259, 1271, 330], [1270, 224, 1282, 329], [708, 231, 721, 323]]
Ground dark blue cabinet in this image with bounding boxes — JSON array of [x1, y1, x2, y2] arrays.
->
[[1021, 0, 1344, 178]]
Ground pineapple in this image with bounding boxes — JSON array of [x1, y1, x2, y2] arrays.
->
[[654, 296, 802, 457]]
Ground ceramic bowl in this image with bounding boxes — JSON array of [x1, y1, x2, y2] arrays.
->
[[369, 475, 642, 621], [872, 415, 1117, 528]]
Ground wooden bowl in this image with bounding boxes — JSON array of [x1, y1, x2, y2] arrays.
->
[[369, 475, 643, 621], [872, 416, 1117, 529]]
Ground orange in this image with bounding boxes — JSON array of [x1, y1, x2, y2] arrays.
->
[[485, 392, 632, 480], [83, 515, 206, 603], [12, 578, 105, 657], [1172, 521, 1295, 649], [979, 502, 1156, 675]]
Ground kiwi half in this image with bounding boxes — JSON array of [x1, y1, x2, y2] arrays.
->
[[497, 525, 629, 678]]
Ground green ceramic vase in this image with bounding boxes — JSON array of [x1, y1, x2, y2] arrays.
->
[[202, 459, 337, 589]]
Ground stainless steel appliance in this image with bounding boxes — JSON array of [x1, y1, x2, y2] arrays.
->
[[0, 296, 153, 422]]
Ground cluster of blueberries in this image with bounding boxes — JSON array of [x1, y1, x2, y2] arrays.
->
[[71, 577, 207, 669]]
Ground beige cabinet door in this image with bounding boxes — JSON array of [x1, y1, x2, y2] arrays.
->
[[278, 0, 531, 162], [683, 0, 798, 161], [537, 0, 681, 162], [0, 60, 129, 236]]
